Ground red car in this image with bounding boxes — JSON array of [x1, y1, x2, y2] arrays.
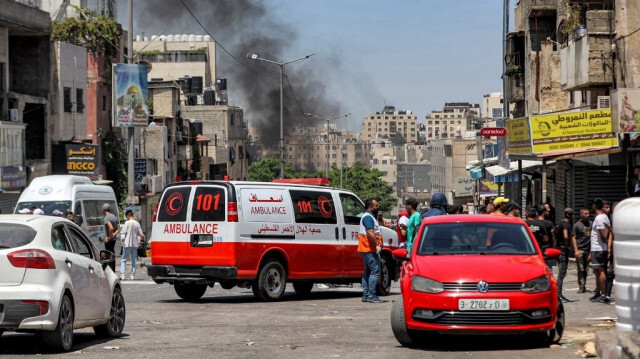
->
[[391, 214, 564, 347]]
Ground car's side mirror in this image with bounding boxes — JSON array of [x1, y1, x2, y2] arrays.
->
[[392, 248, 409, 260], [99, 250, 115, 270], [544, 248, 561, 260]]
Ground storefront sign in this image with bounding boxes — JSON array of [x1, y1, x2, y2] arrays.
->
[[481, 127, 507, 137], [479, 180, 499, 196], [505, 117, 533, 155], [135, 158, 147, 183], [65, 144, 99, 175], [453, 176, 474, 197], [530, 109, 618, 154], [112, 64, 149, 127], [611, 89, 640, 133], [0, 166, 27, 190]]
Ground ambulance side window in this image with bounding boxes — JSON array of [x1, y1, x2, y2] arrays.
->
[[191, 187, 226, 222], [158, 187, 192, 222], [339, 193, 364, 225], [290, 190, 337, 224]]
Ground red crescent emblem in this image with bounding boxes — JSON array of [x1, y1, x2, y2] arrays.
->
[[165, 192, 184, 216], [318, 196, 333, 218]]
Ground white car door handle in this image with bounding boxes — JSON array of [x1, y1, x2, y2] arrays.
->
[[65, 258, 72, 266], [88, 265, 94, 273]]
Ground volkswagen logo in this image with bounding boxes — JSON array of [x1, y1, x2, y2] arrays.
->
[[477, 281, 489, 293]]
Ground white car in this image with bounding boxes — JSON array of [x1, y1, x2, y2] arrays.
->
[[0, 215, 125, 352]]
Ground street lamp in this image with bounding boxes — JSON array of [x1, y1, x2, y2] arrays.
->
[[304, 112, 351, 178], [247, 52, 315, 178]]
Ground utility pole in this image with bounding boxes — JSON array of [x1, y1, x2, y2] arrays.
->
[[126, 0, 135, 205]]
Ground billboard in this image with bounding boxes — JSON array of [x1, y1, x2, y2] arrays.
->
[[0, 166, 27, 190], [66, 144, 99, 176], [530, 109, 618, 154], [505, 117, 533, 155], [611, 89, 640, 133], [479, 180, 499, 196], [454, 176, 474, 197], [113, 64, 149, 127]]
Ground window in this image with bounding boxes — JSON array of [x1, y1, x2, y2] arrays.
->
[[66, 226, 94, 259], [230, 113, 234, 126], [290, 190, 337, 224], [51, 226, 71, 251], [191, 186, 226, 222], [102, 95, 107, 111], [64, 87, 72, 112], [0, 223, 36, 248], [83, 200, 116, 227], [76, 89, 84, 113], [339, 193, 364, 225], [158, 187, 192, 222]]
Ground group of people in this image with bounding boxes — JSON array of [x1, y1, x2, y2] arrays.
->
[[359, 193, 616, 306], [101, 204, 145, 281]]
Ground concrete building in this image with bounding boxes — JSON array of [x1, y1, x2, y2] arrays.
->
[[482, 92, 504, 119], [425, 102, 480, 140], [396, 162, 431, 207], [427, 138, 478, 204], [50, 41, 87, 143], [0, 0, 50, 212], [360, 106, 419, 144], [371, 141, 397, 188]]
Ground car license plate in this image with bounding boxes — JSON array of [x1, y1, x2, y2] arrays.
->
[[191, 234, 213, 247], [458, 299, 509, 311]]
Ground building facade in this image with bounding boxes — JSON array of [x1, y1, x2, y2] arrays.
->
[[425, 102, 480, 141], [360, 106, 419, 144]]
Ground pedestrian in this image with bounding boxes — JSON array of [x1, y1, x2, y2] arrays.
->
[[572, 208, 592, 293], [405, 197, 421, 253], [633, 164, 640, 196], [120, 210, 144, 280], [52, 209, 64, 217], [556, 208, 573, 303], [478, 205, 488, 214], [537, 204, 557, 270], [486, 200, 496, 214], [65, 211, 75, 221], [525, 206, 550, 253], [589, 198, 611, 303], [491, 197, 509, 216], [506, 202, 521, 217], [357, 198, 384, 303], [102, 203, 120, 271], [447, 204, 464, 214], [421, 192, 448, 218], [396, 210, 409, 245], [605, 201, 617, 299], [545, 197, 556, 223]]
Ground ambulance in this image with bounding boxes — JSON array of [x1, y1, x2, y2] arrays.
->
[[147, 179, 399, 301]]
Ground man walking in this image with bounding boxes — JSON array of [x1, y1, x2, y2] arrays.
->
[[405, 197, 421, 253], [537, 205, 556, 270], [556, 208, 573, 303], [120, 210, 144, 280], [357, 198, 384, 303], [590, 198, 611, 303], [102, 203, 120, 271], [572, 208, 592, 293], [525, 207, 550, 252]]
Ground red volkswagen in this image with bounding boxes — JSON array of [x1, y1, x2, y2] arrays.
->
[[391, 215, 564, 347]]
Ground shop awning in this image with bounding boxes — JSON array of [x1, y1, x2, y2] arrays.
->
[[535, 147, 621, 161]]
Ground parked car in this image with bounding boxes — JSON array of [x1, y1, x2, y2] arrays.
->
[[0, 215, 125, 352], [391, 214, 563, 347]]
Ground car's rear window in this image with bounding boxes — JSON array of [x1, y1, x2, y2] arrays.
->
[[157, 187, 192, 222], [0, 223, 38, 249], [416, 222, 536, 255]]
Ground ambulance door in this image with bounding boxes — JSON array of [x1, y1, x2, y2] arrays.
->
[[337, 192, 366, 277], [152, 185, 193, 265], [188, 185, 230, 266]]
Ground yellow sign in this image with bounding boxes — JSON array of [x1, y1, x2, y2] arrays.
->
[[530, 109, 618, 153], [505, 117, 532, 155]]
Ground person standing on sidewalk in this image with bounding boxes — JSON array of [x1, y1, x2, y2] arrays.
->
[[120, 210, 144, 280], [102, 203, 120, 271], [357, 198, 384, 303], [590, 198, 611, 303], [572, 208, 592, 293], [604, 201, 616, 299], [556, 208, 573, 303]]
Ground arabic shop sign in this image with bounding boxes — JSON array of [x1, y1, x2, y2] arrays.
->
[[530, 109, 618, 154], [453, 176, 474, 197], [65, 144, 99, 175], [505, 117, 533, 155], [0, 166, 27, 190]]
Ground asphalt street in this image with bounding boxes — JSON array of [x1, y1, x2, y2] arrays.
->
[[0, 259, 616, 358]]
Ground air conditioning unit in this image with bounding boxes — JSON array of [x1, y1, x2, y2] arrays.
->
[[149, 175, 164, 194], [8, 109, 18, 122], [597, 96, 611, 109]]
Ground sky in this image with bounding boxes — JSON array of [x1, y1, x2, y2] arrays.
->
[[117, 0, 508, 132]]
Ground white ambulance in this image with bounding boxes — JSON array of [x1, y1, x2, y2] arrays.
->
[[147, 179, 399, 301]]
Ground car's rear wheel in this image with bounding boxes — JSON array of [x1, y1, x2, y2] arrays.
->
[[42, 294, 74, 352], [94, 287, 126, 338], [174, 283, 207, 302], [293, 281, 314, 296], [390, 295, 420, 347], [376, 254, 392, 296], [545, 302, 565, 345], [252, 261, 286, 301]]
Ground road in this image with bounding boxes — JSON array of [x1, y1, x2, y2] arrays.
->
[[0, 260, 615, 358]]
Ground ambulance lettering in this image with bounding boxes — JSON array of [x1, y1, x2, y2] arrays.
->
[[250, 206, 287, 215], [163, 223, 219, 234]]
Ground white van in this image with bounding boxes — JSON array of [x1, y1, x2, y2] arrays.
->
[[147, 180, 400, 302], [14, 175, 118, 247]]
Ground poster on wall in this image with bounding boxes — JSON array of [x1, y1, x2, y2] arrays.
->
[[112, 64, 149, 127], [505, 117, 533, 155], [611, 89, 640, 133], [530, 109, 618, 154]]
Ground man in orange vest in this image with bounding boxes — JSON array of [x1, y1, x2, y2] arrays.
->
[[358, 198, 384, 303]]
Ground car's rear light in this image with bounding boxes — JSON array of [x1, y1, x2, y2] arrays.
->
[[152, 203, 159, 222], [21, 300, 49, 315], [223, 175, 229, 181], [7, 249, 56, 269], [228, 201, 238, 222]]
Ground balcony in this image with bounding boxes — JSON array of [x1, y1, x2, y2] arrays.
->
[[525, 0, 557, 18]]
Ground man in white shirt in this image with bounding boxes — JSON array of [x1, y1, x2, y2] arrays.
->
[[120, 210, 144, 280], [589, 198, 611, 303]]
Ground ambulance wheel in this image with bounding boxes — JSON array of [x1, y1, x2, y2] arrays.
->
[[376, 254, 392, 296], [174, 283, 207, 302], [293, 282, 314, 296], [252, 261, 287, 301]]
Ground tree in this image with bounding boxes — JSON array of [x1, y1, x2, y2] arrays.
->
[[248, 157, 298, 182], [328, 163, 395, 212]]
